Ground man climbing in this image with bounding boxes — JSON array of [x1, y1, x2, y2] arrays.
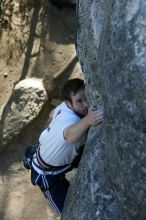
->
[[30, 78, 104, 214]]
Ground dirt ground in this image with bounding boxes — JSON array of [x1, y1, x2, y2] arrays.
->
[[0, 1, 81, 219]]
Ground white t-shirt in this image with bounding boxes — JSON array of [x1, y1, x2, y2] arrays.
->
[[38, 101, 86, 166]]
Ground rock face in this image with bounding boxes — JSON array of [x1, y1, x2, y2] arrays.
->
[[62, 1, 146, 220], [0, 78, 47, 147]]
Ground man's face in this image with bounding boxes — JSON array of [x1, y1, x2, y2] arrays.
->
[[68, 89, 88, 117]]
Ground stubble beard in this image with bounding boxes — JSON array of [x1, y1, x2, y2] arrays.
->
[[74, 108, 88, 118]]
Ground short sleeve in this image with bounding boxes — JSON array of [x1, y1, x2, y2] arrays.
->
[[55, 116, 80, 141]]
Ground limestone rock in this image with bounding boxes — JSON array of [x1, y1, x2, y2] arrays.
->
[[0, 78, 47, 148]]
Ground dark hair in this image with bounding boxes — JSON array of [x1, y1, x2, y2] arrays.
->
[[61, 78, 85, 101]]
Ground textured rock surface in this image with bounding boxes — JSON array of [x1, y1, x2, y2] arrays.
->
[[62, 0, 146, 220], [0, 78, 47, 147]]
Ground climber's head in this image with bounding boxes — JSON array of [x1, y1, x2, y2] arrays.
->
[[61, 78, 88, 117]]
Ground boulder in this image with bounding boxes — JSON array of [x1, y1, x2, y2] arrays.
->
[[0, 78, 47, 148], [62, 0, 146, 220]]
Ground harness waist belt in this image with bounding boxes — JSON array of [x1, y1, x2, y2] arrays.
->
[[36, 147, 69, 171]]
